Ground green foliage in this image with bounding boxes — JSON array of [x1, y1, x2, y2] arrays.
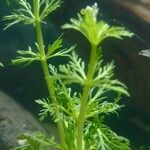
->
[[36, 98, 53, 121], [54, 50, 129, 96], [36, 83, 80, 149], [11, 46, 41, 65], [46, 36, 75, 59], [3, 0, 62, 29], [86, 98, 122, 119], [3, 0, 34, 29], [11, 132, 60, 150], [40, 0, 62, 21], [84, 118, 131, 150], [36, 81, 80, 123], [4, 1, 134, 150], [42, 59, 130, 149], [62, 3, 133, 45], [53, 51, 86, 85], [11, 37, 74, 66], [93, 60, 129, 96], [35, 78, 129, 149]]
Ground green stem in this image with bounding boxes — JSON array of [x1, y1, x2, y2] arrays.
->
[[77, 44, 97, 150], [33, 0, 66, 149]]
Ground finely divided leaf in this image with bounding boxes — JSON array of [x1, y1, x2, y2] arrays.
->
[[40, 0, 62, 20], [12, 132, 61, 150], [46, 36, 75, 59], [3, 0, 34, 29], [62, 3, 133, 45], [11, 47, 40, 66], [57, 52, 87, 85]]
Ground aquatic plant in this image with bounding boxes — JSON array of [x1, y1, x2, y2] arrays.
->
[[4, 0, 133, 150]]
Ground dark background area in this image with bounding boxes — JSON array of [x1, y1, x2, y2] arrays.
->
[[0, 0, 150, 149]]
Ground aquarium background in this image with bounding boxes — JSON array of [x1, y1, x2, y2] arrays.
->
[[0, 0, 150, 149]]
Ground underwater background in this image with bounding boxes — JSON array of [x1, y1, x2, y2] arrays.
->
[[0, 0, 150, 149]]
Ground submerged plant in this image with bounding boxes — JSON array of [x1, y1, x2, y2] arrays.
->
[[4, 0, 133, 150]]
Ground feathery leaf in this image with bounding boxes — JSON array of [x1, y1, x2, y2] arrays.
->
[[62, 3, 133, 45]]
